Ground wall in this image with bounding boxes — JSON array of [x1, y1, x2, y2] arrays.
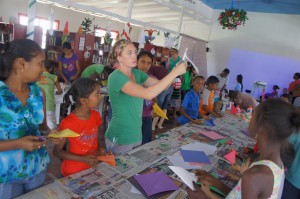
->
[[207, 10, 300, 93], [0, 0, 140, 41]]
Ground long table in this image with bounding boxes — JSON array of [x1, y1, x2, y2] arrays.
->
[[17, 113, 255, 199]]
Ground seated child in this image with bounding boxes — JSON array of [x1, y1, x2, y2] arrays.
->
[[264, 85, 279, 99], [228, 90, 257, 110], [38, 60, 63, 129], [53, 78, 106, 177], [178, 76, 207, 125], [199, 76, 222, 118]]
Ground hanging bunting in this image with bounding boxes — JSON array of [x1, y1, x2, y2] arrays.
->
[[144, 29, 157, 44], [127, 22, 132, 34], [62, 21, 69, 44], [157, 31, 160, 36], [138, 29, 146, 48], [121, 29, 130, 41]]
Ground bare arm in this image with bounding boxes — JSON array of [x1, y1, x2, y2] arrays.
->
[[58, 62, 68, 84], [121, 62, 186, 100], [39, 89, 50, 133], [74, 60, 81, 79], [53, 138, 100, 166], [143, 76, 159, 87], [55, 80, 63, 95]]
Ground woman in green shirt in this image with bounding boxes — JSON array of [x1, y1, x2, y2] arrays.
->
[[105, 39, 187, 155], [168, 48, 181, 73]]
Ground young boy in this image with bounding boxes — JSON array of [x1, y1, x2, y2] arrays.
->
[[199, 76, 222, 118], [178, 76, 208, 125], [38, 60, 63, 129]]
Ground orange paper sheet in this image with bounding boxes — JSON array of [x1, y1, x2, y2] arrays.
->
[[97, 155, 116, 167]]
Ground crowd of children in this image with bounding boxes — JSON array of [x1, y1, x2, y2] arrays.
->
[[1, 38, 300, 199]]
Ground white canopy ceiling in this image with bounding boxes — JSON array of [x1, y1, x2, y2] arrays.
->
[[37, 0, 214, 34]]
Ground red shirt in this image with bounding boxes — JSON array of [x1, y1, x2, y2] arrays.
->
[[288, 80, 300, 92], [59, 110, 102, 176]]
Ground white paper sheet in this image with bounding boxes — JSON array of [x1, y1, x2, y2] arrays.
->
[[168, 166, 198, 191]]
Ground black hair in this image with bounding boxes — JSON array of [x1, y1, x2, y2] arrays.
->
[[254, 99, 300, 142], [193, 76, 204, 82], [61, 78, 100, 120], [281, 93, 292, 103], [44, 60, 54, 71], [273, 85, 280, 90], [160, 61, 166, 67], [137, 51, 154, 62], [237, 74, 243, 92], [228, 90, 238, 100], [223, 68, 230, 74], [62, 42, 72, 49], [206, 75, 219, 85], [294, 72, 300, 79], [61, 42, 72, 59], [0, 39, 43, 81]]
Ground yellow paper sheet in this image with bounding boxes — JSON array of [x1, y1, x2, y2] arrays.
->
[[48, 129, 80, 138], [152, 103, 168, 120]]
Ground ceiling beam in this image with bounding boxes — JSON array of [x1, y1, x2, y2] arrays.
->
[[37, 0, 178, 34]]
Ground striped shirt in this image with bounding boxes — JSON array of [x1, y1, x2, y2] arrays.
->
[[216, 74, 228, 91]]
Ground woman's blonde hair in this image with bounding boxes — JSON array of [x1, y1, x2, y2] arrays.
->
[[108, 39, 132, 61], [170, 48, 178, 53]]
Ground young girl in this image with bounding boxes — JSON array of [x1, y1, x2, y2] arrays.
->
[[38, 60, 63, 129], [187, 99, 300, 199], [58, 42, 81, 84], [105, 39, 186, 155], [136, 51, 154, 144], [53, 78, 105, 177], [0, 39, 60, 198], [234, 74, 243, 92]]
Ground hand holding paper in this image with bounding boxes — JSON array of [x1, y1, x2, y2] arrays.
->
[[182, 48, 199, 75], [48, 129, 80, 138]]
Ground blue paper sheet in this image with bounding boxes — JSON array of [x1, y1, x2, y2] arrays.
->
[[180, 150, 211, 164]]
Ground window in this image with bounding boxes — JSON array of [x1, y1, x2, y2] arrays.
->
[[95, 29, 118, 46], [19, 14, 60, 49]]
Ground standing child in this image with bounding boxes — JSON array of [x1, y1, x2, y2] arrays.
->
[[199, 76, 222, 118], [137, 51, 154, 144], [53, 78, 105, 177], [38, 60, 63, 129], [171, 76, 182, 117], [58, 42, 81, 84], [178, 76, 208, 125], [188, 99, 300, 199], [234, 74, 243, 92]]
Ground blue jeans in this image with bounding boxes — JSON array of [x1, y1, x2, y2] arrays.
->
[[142, 117, 152, 144], [0, 170, 47, 199], [156, 86, 173, 109]]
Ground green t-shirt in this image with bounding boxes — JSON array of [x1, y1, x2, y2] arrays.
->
[[181, 71, 192, 91], [169, 56, 181, 72], [105, 68, 148, 145], [81, 64, 104, 78], [286, 132, 300, 188], [37, 72, 57, 111]]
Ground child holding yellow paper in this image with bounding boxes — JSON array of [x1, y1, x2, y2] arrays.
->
[[53, 78, 105, 176]]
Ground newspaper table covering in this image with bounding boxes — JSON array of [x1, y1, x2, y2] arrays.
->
[[17, 113, 255, 199]]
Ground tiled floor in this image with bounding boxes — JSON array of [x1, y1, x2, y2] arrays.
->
[[44, 114, 179, 184]]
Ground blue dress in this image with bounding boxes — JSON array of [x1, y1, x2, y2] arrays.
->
[[0, 81, 49, 183]]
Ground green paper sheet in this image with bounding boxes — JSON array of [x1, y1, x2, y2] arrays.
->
[[196, 182, 226, 198]]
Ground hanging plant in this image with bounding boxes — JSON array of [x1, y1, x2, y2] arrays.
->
[[218, 8, 248, 30], [81, 18, 92, 34]]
